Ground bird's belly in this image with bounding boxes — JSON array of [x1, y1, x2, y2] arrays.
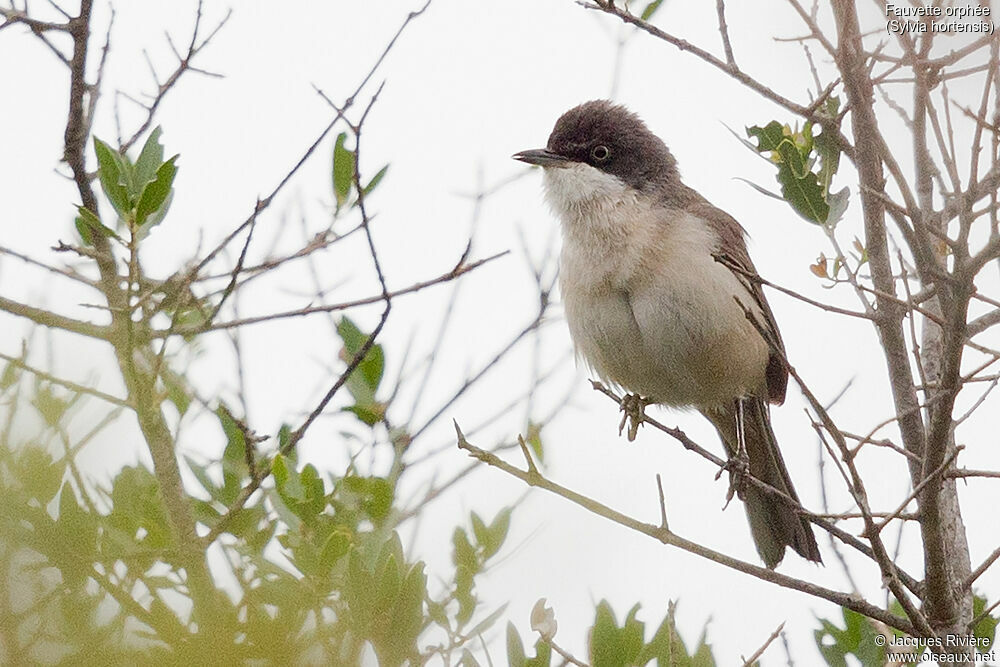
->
[[561, 254, 770, 408]]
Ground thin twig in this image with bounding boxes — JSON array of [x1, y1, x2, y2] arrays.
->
[[741, 622, 785, 667]]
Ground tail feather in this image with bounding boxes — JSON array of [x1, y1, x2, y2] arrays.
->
[[702, 398, 821, 568]]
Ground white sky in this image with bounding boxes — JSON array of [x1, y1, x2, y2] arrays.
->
[[3, 1, 1000, 665]]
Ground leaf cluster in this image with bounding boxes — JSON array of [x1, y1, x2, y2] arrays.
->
[[76, 128, 178, 244], [744, 99, 848, 226]]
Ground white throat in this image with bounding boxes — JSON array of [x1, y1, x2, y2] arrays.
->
[[542, 162, 633, 214]]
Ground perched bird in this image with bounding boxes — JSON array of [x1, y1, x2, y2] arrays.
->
[[513, 100, 821, 568]]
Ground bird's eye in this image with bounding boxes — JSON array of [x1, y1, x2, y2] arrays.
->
[[591, 145, 611, 162]]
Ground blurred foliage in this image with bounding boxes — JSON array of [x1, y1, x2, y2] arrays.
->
[[815, 606, 888, 667], [0, 130, 518, 664], [814, 598, 996, 667], [0, 335, 517, 663], [505, 600, 717, 667]]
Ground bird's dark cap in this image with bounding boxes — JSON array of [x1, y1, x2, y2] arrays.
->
[[513, 100, 679, 193]]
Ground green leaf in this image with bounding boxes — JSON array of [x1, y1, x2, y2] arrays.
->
[[93, 137, 133, 219], [375, 553, 402, 614], [428, 600, 449, 628], [366, 477, 393, 521], [452, 527, 478, 573], [814, 607, 884, 667], [826, 187, 850, 226], [0, 360, 18, 390], [343, 401, 386, 426], [775, 135, 809, 179], [814, 125, 842, 196], [641, 0, 664, 21], [57, 485, 95, 586], [487, 507, 512, 557], [342, 475, 394, 522], [275, 458, 325, 527], [620, 604, 646, 663], [75, 205, 116, 245], [361, 164, 389, 198], [133, 127, 165, 191], [215, 403, 247, 503], [277, 424, 292, 454], [107, 466, 172, 550], [337, 316, 385, 394], [690, 630, 716, 667], [20, 445, 65, 504], [337, 317, 386, 425], [162, 369, 191, 416], [527, 638, 552, 667], [747, 121, 786, 152], [299, 463, 327, 516], [272, 454, 291, 494], [246, 512, 276, 551], [748, 124, 828, 224], [590, 601, 644, 667], [591, 602, 618, 666], [779, 158, 829, 223], [135, 155, 178, 227], [471, 512, 489, 550], [74, 216, 92, 246], [32, 385, 69, 426], [746, 119, 842, 225], [643, 603, 717, 666], [455, 565, 476, 626], [525, 422, 545, 463], [381, 531, 406, 571], [345, 549, 376, 632], [141, 189, 174, 231], [973, 594, 998, 649], [337, 315, 367, 356], [392, 561, 427, 653], [507, 622, 527, 667], [333, 131, 355, 209], [216, 403, 246, 449]]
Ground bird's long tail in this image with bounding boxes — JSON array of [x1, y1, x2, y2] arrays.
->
[[702, 398, 822, 568]]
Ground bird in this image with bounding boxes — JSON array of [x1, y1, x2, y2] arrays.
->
[[513, 100, 821, 568]]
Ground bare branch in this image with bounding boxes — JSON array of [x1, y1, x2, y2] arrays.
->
[[0, 295, 109, 339], [164, 250, 506, 338], [120, 2, 232, 152], [0, 349, 129, 408], [454, 423, 918, 636], [715, 0, 735, 67]]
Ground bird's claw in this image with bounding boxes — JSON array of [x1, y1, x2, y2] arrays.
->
[[618, 394, 648, 442], [716, 448, 750, 509]]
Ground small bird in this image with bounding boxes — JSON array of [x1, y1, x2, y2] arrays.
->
[[513, 100, 821, 568]]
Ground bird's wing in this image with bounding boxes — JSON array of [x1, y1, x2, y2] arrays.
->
[[686, 199, 789, 405]]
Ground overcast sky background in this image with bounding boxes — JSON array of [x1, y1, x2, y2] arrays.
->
[[3, 1, 1000, 665]]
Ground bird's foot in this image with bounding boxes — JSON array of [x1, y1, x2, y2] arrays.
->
[[618, 394, 649, 442], [716, 447, 750, 509]]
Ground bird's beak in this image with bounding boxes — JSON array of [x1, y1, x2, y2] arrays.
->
[[512, 148, 571, 168]]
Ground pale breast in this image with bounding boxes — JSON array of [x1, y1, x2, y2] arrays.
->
[[550, 167, 770, 408]]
